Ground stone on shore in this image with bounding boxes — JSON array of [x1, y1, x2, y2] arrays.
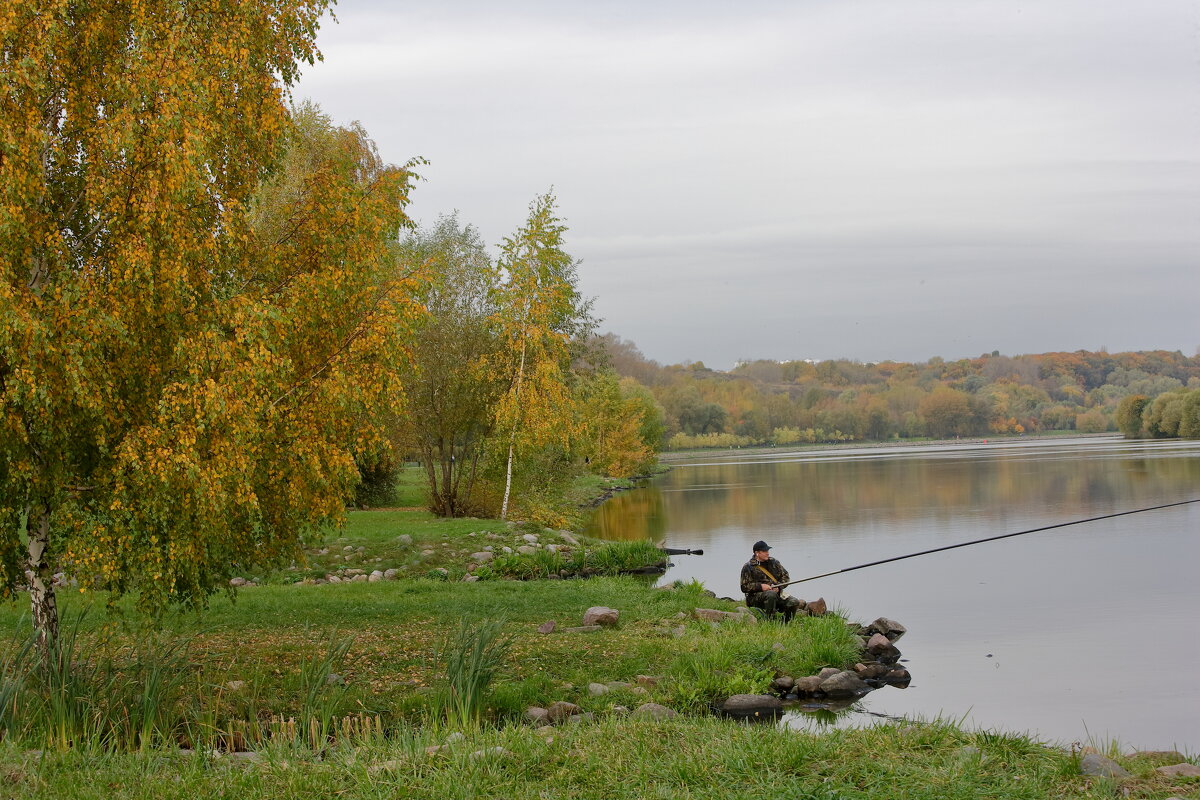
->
[[1156, 764, 1200, 778], [582, 607, 619, 627], [1079, 753, 1131, 779], [818, 670, 870, 698], [694, 608, 755, 624], [806, 597, 828, 616], [720, 694, 783, 719], [546, 701, 582, 723], [862, 617, 907, 642]]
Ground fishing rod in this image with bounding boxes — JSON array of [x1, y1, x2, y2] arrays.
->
[[772, 497, 1200, 590]]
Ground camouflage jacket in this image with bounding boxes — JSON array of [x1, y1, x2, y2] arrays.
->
[[739, 556, 790, 595]]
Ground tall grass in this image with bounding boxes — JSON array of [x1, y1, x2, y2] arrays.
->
[[298, 631, 354, 747], [436, 618, 513, 727]]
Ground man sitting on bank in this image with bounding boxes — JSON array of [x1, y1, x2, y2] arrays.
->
[[740, 540, 802, 622]]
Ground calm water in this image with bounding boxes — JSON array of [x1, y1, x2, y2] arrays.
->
[[585, 436, 1200, 751]]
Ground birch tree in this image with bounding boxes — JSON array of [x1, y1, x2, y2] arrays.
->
[[0, 1, 418, 657]]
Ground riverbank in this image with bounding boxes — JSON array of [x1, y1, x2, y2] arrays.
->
[[657, 431, 1120, 462], [1, 471, 1194, 797]]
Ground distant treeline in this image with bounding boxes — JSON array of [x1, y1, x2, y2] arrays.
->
[[591, 336, 1200, 448]]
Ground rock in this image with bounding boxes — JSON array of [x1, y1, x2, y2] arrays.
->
[[854, 662, 889, 679], [884, 667, 911, 687], [1126, 750, 1187, 763], [351, 574, 368, 583], [368, 571, 383, 582], [546, 701, 582, 723], [566, 713, 596, 724], [544, 543, 560, 553], [865, 633, 901, 663], [720, 694, 783, 719], [384, 569, 398, 580], [631, 703, 677, 720], [522, 534, 540, 544], [818, 671, 870, 698], [792, 676, 824, 695], [225, 680, 246, 692], [229, 577, 248, 587], [564, 625, 602, 634], [524, 706, 550, 726], [863, 617, 907, 642], [325, 673, 344, 686], [421, 549, 435, 556], [587, 682, 610, 696], [694, 608, 755, 624], [818, 667, 841, 680], [343, 545, 354, 552], [1156, 764, 1200, 777], [470, 551, 494, 563], [537, 620, 556, 634], [395, 534, 413, 546], [806, 597, 828, 616], [559, 531, 581, 546], [429, 568, 448, 578], [517, 545, 538, 555], [1079, 753, 1131, 779], [635, 675, 660, 687], [582, 607, 619, 627], [769, 675, 795, 694], [462, 575, 480, 583]]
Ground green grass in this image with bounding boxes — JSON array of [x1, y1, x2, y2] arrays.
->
[[0, 715, 1185, 799]]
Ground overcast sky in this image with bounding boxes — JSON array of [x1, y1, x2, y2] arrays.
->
[[297, 0, 1199, 369]]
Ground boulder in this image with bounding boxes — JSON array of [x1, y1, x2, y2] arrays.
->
[[865, 633, 901, 663], [818, 667, 841, 680], [546, 701, 582, 723], [721, 694, 783, 719], [383, 568, 398, 580], [818, 670, 870, 698], [524, 706, 550, 726], [537, 620, 556, 634], [769, 675, 795, 694], [1156, 764, 1200, 778], [884, 667, 911, 687], [587, 682, 610, 696], [792, 676, 824, 695], [862, 617, 907, 642], [853, 662, 889, 679], [806, 597, 827, 616], [368, 571, 383, 583], [582, 607, 620, 627], [1079, 753, 1131, 779], [470, 551, 494, 563], [631, 703, 677, 721]]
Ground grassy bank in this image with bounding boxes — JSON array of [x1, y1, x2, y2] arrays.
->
[[0, 476, 1194, 798]]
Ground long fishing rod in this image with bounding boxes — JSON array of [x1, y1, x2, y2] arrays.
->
[[772, 497, 1200, 590]]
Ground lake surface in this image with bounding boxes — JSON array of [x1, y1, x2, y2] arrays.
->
[[585, 436, 1200, 751]]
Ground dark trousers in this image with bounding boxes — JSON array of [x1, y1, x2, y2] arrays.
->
[[745, 591, 802, 621]]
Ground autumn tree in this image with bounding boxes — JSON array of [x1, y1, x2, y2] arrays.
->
[[0, 2, 418, 656], [572, 371, 659, 477], [1115, 394, 1149, 438], [399, 215, 507, 516], [493, 194, 592, 519]]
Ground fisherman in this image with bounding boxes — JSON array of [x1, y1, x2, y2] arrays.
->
[[740, 540, 802, 622]]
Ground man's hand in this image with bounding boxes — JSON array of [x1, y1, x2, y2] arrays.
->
[[760, 583, 776, 592]]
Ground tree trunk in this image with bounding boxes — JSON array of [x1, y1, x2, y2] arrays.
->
[[500, 335, 527, 520], [26, 502, 59, 665]]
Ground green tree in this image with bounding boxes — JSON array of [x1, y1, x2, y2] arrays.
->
[[918, 388, 975, 438], [1115, 394, 1149, 438], [494, 194, 592, 519], [399, 216, 507, 517], [1, 2, 418, 657]]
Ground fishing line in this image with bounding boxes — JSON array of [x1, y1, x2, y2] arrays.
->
[[774, 497, 1200, 589]]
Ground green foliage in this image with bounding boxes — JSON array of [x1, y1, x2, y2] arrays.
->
[[435, 618, 514, 727], [1116, 394, 1149, 438]]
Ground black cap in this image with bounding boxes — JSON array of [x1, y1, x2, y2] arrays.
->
[[752, 540, 771, 551]]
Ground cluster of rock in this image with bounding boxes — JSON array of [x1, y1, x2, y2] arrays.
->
[[525, 695, 678, 727], [717, 616, 911, 720], [1078, 750, 1200, 786]]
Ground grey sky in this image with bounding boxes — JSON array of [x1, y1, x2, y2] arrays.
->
[[298, 1, 1199, 369]]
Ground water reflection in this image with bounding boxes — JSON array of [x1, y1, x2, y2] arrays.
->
[[585, 437, 1200, 751]]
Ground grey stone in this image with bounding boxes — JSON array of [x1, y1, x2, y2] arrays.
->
[[1155, 764, 1200, 777], [793, 676, 824, 694], [863, 617, 907, 642], [769, 675, 795, 694], [395, 534, 413, 546], [566, 713, 596, 724], [229, 577, 248, 587], [470, 551, 494, 563], [818, 667, 841, 680], [351, 574, 368, 583], [383, 569, 398, 580], [537, 620, 556, 634], [522, 533, 540, 544], [517, 545, 538, 555], [559, 531, 581, 546], [818, 670, 870, 698], [631, 703, 677, 720], [1079, 753, 1131, 778], [368, 571, 383, 582], [582, 606, 619, 627], [720, 694, 783, 719], [546, 701, 582, 722], [587, 682, 610, 696], [462, 574, 480, 583], [524, 706, 550, 726]]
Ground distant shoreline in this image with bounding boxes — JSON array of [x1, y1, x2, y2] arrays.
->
[[658, 431, 1120, 462]]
